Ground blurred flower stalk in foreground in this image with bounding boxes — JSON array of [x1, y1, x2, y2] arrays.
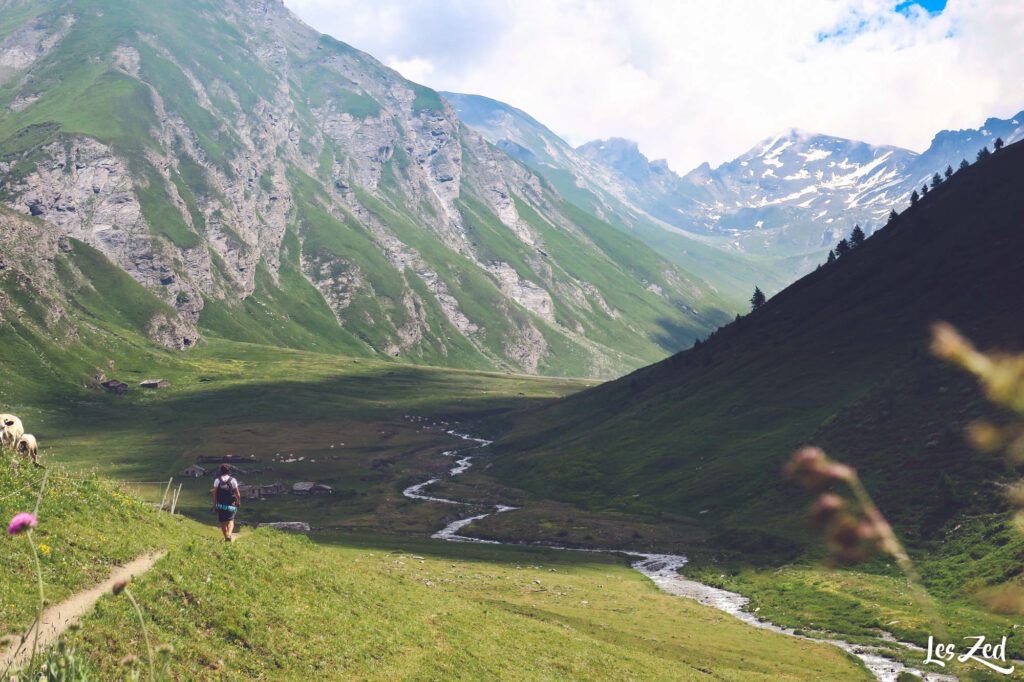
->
[[787, 321, 1024, 623], [932, 321, 1024, 613], [785, 445, 942, 633]]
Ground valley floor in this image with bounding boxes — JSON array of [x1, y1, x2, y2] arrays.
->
[[0, 339, 1015, 679]]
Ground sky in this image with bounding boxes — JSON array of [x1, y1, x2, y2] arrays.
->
[[284, 0, 1024, 173]]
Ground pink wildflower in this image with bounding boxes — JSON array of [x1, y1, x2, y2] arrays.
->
[[7, 512, 37, 536]]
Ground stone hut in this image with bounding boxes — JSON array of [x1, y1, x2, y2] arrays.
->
[[101, 380, 129, 394], [239, 481, 288, 499], [292, 482, 335, 495], [179, 464, 207, 478]]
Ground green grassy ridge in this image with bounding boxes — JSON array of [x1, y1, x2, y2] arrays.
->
[[371, 145, 711, 375], [486, 139, 1024, 559], [0, 453, 188, 636], [68, 527, 869, 680]]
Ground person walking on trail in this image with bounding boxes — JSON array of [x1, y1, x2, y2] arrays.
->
[[212, 464, 241, 542]]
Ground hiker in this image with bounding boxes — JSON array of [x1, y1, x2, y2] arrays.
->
[[212, 464, 241, 542]]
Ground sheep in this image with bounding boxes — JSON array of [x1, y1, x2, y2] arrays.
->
[[16, 433, 42, 468], [0, 414, 24, 449]]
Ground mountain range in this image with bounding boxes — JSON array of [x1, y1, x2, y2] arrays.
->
[[0, 0, 1019, 385], [0, 0, 738, 380], [445, 90, 1024, 278]]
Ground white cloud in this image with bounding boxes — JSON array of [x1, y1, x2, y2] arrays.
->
[[284, 0, 1024, 173]]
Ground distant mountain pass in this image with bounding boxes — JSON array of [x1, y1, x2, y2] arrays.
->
[[445, 90, 1024, 276]]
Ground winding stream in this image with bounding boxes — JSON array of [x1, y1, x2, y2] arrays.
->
[[405, 429, 957, 682]]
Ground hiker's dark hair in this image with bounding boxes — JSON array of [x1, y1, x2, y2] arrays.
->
[[219, 463, 231, 475]]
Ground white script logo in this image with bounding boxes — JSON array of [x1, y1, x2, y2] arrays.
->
[[924, 635, 1015, 675]]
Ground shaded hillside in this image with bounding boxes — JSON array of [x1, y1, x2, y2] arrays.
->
[[0, 0, 730, 379], [489, 139, 1024, 556]]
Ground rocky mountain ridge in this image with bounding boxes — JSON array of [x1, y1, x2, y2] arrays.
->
[[445, 90, 1023, 275], [0, 0, 732, 377], [443, 91, 791, 304]]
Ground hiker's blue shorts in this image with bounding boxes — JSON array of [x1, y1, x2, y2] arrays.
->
[[215, 503, 237, 523]]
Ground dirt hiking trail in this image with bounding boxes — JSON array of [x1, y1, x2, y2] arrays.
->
[[0, 551, 166, 672]]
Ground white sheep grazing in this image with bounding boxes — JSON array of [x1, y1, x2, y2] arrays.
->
[[0, 414, 24, 449], [17, 433, 42, 468]]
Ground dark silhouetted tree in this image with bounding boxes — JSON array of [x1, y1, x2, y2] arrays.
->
[[959, 158, 969, 171], [994, 137, 1004, 151], [944, 165, 953, 179], [977, 146, 991, 161], [910, 189, 920, 205], [921, 183, 929, 196], [750, 286, 766, 311], [888, 209, 898, 223], [835, 237, 851, 257], [826, 250, 836, 264], [850, 224, 865, 248], [931, 172, 942, 189]]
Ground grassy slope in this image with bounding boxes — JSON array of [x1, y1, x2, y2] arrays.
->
[[0, 456, 188, 635], [0, 450, 866, 679], [71, 529, 868, 680]]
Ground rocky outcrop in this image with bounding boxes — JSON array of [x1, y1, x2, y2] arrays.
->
[[487, 262, 554, 322], [0, 14, 75, 81]]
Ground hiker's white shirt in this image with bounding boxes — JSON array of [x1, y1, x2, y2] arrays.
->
[[213, 475, 239, 490]]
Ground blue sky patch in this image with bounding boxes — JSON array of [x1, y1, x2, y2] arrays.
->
[[896, 0, 948, 16], [818, 1, 948, 43]]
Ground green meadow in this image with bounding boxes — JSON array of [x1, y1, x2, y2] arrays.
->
[[0, 348, 870, 680]]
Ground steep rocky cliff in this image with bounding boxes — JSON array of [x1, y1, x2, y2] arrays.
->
[[0, 0, 732, 377]]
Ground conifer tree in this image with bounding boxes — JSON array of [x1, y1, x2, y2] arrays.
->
[[944, 165, 953, 179], [835, 238, 851, 256], [888, 209, 898, 223], [977, 146, 991, 161], [921, 183, 929, 196], [750, 286, 766, 311], [931, 172, 942, 189], [850, 224, 865, 248], [910, 189, 920, 205], [994, 137, 1004, 151], [826, 250, 836, 264], [959, 158, 969, 171]]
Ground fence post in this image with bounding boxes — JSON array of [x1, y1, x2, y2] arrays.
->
[[157, 477, 172, 513], [170, 483, 182, 515]]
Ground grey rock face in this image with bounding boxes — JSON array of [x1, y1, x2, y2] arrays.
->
[[5, 137, 199, 347], [0, 14, 75, 77]]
